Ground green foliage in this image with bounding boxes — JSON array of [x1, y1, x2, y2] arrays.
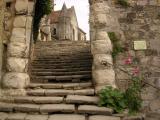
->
[[108, 32, 124, 59], [125, 77, 142, 114], [99, 86, 127, 113], [33, 0, 52, 42], [99, 77, 142, 114], [117, 0, 130, 8]]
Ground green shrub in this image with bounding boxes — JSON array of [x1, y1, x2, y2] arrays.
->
[[125, 77, 142, 114], [99, 80, 142, 114], [117, 0, 130, 8], [99, 86, 127, 113]]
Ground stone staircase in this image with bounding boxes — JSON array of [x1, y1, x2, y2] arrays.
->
[[0, 41, 122, 120], [31, 41, 92, 83]]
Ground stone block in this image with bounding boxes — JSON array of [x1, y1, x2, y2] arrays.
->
[[48, 114, 85, 120], [26, 17, 32, 29], [149, 99, 160, 111], [0, 103, 14, 112], [28, 1, 34, 15], [10, 36, 26, 43], [91, 40, 112, 54], [8, 42, 28, 58], [95, 31, 110, 40], [89, 115, 120, 120], [92, 2, 110, 13], [0, 112, 8, 120], [66, 95, 99, 104], [27, 89, 45, 96], [33, 97, 63, 104], [14, 104, 40, 112], [7, 57, 28, 72], [7, 113, 27, 120], [95, 13, 107, 26], [74, 89, 95, 96], [78, 105, 113, 115], [92, 69, 116, 85], [14, 97, 34, 103], [141, 87, 157, 100], [12, 28, 25, 38], [15, 0, 28, 14], [155, 78, 160, 88], [3, 72, 30, 89], [45, 89, 74, 96], [25, 115, 48, 120], [40, 104, 75, 113], [93, 54, 113, 70], [13, 16, 26, 28]]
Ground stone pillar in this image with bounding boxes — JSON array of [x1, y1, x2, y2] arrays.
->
[[90, 0, 116, 93], [2, 0, 34, 95]]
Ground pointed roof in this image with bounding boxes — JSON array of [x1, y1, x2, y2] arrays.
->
[[62, 2, 67, 11]]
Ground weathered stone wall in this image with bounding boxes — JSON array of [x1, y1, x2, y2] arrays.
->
[[107, 0, 160, 112], [1, 0, 34, 96]]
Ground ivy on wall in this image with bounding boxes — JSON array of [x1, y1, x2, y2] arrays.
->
[[108, 32, 124, 60], [117, 0, 130, 8], [33, 0, 52, 42]]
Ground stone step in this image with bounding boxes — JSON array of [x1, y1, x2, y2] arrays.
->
[[32, 62, 92, 65], [0, 103, 113, 115], [31, 65, 92, 69], [0, 103, 76, 114], [31, 71, 91, 76], [66, 95, 99, 105], [31, 79, 90, 83], [48, 114, 85, 120], [34, 56, 92, 59], [0, 96, 64, 104], [33, 59, 92, 62], [31, 75, 91, 81], [28, 82, 92, 89], [32, 60, 91, 63], [31, 68, 91, 72], [2, 95, 99, 105], [89, 115, 120, 120], [40, 104, 75, 113], [27, 89, 95, 96], [0, 113, 121, 120], [78, 105, 113, 115]]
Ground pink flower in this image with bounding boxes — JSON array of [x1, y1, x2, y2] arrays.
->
[[132, 67, 140, 76], [124, 54, 132, 65]]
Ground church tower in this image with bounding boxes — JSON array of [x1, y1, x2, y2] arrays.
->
[[58, 3, 71, 40]]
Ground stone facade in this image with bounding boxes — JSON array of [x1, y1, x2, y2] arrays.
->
[[105, 0, 160, 112], [78, 28, 87, 41], [50, 3, 86, 41]]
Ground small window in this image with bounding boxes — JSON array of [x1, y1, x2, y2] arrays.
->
[[6, 2, 11, 8], [53, 28, 56, 35]]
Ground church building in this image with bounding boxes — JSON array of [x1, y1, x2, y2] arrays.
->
[[49, 3, 86, 41]]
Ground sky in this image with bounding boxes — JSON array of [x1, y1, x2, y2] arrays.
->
[[54, 0, 89, 40]]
